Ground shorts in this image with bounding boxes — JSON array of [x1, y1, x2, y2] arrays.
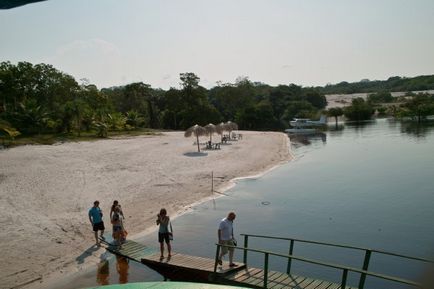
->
[[93, 221, 105, 232], [158, 232, 170, 243], [221, 239, 235, 254], [112, 225, 123, 239]]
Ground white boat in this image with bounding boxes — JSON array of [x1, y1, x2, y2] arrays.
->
[[289, 115, 327, 127], [285, 115, 327, 134]]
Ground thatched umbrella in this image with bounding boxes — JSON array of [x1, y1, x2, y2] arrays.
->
[[226, 121, 238, 138], [204, 123, 216, 142], [216, 122, 226, 142], [185, 124, 207, 152]]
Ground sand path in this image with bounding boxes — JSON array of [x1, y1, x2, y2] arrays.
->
[[0, 131, 290, 289]]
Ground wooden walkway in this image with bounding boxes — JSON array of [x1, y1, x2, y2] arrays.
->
[[101, 239, 355, 289], [222, 268, 355, 289]]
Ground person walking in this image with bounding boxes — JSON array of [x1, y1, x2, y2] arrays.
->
[[89, 200, 105, 246], [110, 200, 124, 219], [217, 211, 237, 267], [156, 208, 172, 259], [111, 206, 125, 248]]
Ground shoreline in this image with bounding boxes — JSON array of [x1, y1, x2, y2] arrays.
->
[[0, 131, 291, 289]]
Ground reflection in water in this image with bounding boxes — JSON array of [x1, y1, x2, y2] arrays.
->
[[116, 256, 129, 284], [400, 121, 434, 138], [289, 132, 327, 146], [344, 119, 377, 131], [96, 259, 109, 285]]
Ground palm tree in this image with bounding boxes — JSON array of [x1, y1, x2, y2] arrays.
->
[[184, 124, 207, 152], [327, 107, 343, 128]]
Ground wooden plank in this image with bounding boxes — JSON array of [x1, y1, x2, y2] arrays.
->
[[234, 268, 263, 283], [315, 282, 334, 289], [267, 271, 285, 284], [296, 277, 316, 289], [226, 267, 258, 281], [287, 276, 308, 289], [121, 246, 147, 256], [304, 279, 324, 289], [231, 268, 262, 283], [268, 272, 293, 289], [121, 243, 146, 252], [270, 274, 303, 289], [240, 269, 264, 286], [168, 254, 213, 269]]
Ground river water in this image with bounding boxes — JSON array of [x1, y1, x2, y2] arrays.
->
[[67, 119, 434, 289]]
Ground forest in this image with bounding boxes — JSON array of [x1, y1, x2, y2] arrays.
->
[[1, 61, 434, 144]]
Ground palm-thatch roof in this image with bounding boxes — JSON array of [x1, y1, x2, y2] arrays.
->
[[185, 124, 207, 152]]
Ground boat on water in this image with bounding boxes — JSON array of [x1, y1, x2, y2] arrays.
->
[[285, 115, 327, 134], [289, 115, 327, 128]]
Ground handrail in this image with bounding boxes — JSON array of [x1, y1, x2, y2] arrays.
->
[[214, 243, 422, 288], [240, 233, 434, 263]]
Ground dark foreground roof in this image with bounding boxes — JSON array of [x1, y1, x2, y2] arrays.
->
[[0, 0, 46, 9]]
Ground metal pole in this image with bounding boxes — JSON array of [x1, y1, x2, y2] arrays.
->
[[341, 269, 348, 289], [264, 253, 269, 288], [358, 250, 372, 289], [243, 235, 249, 264], [286, 239, 295, 274], [214, 244, 221, 273], [211, 171, 214, 193]]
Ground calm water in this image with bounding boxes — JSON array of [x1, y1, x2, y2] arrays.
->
[[68, 119, 434, 289]]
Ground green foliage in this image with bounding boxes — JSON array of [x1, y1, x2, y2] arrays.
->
[[92, 121, 108, 138], [235, 100, 279, 130], [8, 60, 431, 139], [319, 75, 434, 94], [327, 107, 344, 126], [344, 98, 374, 121], [367, 91, 394, 103], [126, 111, 145, 129], [107, 112, 127, 130], [0, 120, 21, 145], [376, 106, 387, 116], [400, 93, 434, 122]]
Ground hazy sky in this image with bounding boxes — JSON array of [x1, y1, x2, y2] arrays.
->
[[1, 0, 434, 89]]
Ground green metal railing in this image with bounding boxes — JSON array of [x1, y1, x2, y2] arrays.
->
[[213, 234, 433, 289]]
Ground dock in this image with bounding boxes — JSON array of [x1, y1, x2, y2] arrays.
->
[[100, 234, 431, 289]]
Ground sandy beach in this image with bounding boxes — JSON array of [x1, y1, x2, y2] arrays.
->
[[0, 131, 291, 289]]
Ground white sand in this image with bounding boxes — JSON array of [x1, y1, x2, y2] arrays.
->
[[0, 131, 291, 289]]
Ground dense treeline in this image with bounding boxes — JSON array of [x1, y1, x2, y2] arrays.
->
[[0, 61, 327, 139], [317, 75, 434, 94], [2, 61, 434, 144]]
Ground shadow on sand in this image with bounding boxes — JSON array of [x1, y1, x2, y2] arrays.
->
[[183, 152, 208, 157], [76, 245, 101, 264]]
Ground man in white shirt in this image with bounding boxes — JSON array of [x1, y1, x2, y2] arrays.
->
[[217, 212, 237, 267]]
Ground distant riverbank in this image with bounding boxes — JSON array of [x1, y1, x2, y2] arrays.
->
[[0, 131, 291, 289], [326, 90, 434, 108]]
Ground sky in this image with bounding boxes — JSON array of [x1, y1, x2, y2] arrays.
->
[[1, 0, 434, 89]]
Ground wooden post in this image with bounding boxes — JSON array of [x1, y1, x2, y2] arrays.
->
[[243, 235, 249, 264], [211, 171, 214, 193], [358, 250, 371, 289], [214, 244, 221, 273], [263, 253, 269, 288], [341, 269, 348, 289], [286, 239, 294, 274]]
